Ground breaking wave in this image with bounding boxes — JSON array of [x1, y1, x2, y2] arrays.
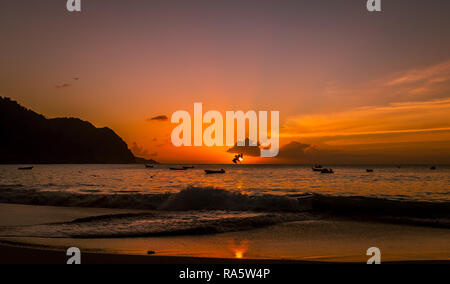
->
[[0, 186, 308, 212], [0, 186, 449, 229], [0, 211, 310, 238]]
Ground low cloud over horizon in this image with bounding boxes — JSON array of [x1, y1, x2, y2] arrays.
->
[[55, 83, 71, 89], [130, 142, 158, 159], [148, 115, 169, 122]]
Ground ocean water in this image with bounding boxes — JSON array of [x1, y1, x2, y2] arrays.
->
[[0, 164, 449, 239], [0, 164, 449, 202]]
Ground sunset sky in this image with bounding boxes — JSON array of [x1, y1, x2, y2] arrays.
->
[[1, 0, 450, 164]]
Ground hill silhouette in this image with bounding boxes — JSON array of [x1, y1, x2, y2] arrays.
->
[[134, 157, 160, 164], [0, 97, 136, 164]]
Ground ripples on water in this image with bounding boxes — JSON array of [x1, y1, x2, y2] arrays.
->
[[0, 164, 449, 202]]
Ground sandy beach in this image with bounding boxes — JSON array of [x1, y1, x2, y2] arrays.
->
[[1, 203, 449, 264], [2, 245, 449, 264], [0, 244, 324, 264]]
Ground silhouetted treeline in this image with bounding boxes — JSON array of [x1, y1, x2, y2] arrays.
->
[[0, 97, 136, 164]]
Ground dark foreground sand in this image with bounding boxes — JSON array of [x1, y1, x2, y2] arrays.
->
[[2, 245, 450, 264], [0, 244, 324, 264], [1, 203, 450, 264]]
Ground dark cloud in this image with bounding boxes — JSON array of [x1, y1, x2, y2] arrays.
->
[[148, 115, 169, 121], [130, 142, 149, 158], [277, 141, 360, 164], [278, 142, 313, 160], [227, 140, 348, 162], [227, 138, 261, 157], [55, 83, 71, 89]]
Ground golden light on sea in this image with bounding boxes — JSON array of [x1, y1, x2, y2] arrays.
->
[[229, 239, 249, 259], [234, 250, 244, 259]]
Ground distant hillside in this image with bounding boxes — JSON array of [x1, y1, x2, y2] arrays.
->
[[0, 97, 136, 164], [135, 157, 160, 164]]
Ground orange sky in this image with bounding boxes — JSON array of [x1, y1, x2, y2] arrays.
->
[[1, 1, 450, 164]]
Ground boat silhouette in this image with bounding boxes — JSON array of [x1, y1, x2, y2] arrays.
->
[[169, 167, 187, 171], [18, 166, 33, 170], [320, 168, 334, 174], [205, 169, 226, 175], [312, 165, 324, 172]]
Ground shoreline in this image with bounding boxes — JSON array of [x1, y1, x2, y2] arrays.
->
[[1, 203, 449, 264], [0, 244, 321, 264], [1, 244, 449, 264]]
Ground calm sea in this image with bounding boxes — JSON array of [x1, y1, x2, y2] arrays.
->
[[1, 164, 449, 239], [0, 164, 449, 202]]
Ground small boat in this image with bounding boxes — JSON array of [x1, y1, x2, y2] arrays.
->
[[169, 167, 187, 171], [183, 166, 195, 169], [321, 168, 334, 174], [145, 165, 154, 168], [18, 166, 33, 170], [312, 165, 323, 172], [430, 166, 437, 170], [205, 169, 226, 175], [366, 169, 374, 173]]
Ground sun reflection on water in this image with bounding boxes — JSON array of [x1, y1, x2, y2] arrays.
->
[[229, 239, 249, 259], [234, 251, 244, 259]]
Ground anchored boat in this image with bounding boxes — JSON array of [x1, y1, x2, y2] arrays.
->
[[205, 169, 226, 175]]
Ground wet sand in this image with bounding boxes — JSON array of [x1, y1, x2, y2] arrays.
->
[[0, 203, 146, 226], [1, 244, 449, 264], [0, 203, 449, 264], [0, 244, 322, 264]]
